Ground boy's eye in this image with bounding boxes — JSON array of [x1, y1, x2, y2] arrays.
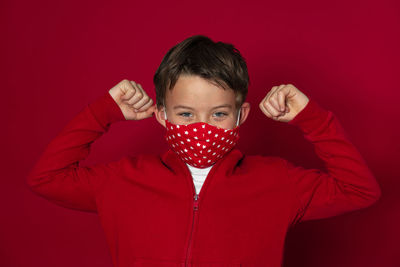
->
[[213, 112, 228, 118], [178, 112, 192, 118]]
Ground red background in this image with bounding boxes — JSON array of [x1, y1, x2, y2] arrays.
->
[[2, 0, 399, 266]]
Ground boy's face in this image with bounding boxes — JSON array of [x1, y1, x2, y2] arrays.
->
[[155, 74, 250, 130]]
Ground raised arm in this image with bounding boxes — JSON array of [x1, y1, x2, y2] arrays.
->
[[27, 80, 155, 212], [259, 84, 381, 223]]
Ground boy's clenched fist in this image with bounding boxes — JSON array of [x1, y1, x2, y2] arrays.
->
[[259, 84, 309, 123], [109, 79, 156, 120]]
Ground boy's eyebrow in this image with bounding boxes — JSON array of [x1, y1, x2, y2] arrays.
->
[[173, 104, 233, 110], [211, 104, 233, 110], [173, 105, 195, 110]]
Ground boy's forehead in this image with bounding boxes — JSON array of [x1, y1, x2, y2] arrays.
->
[[165, 75, 236, 108]]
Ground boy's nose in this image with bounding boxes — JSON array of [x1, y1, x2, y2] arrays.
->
[[197, 116, 211, 125]]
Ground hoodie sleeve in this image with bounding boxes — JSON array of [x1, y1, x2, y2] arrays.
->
[[26, 91, 126, 212], [284, 99, 381, 224]]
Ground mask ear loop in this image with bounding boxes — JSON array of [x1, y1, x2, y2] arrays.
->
[[236, 109, 241, 127], [163, 103, 168, 120], [163, 108, 167, 120]]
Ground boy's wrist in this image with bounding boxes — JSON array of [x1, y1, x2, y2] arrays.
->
[[88, 91, 126, 129], [287, 99, 331, 135]]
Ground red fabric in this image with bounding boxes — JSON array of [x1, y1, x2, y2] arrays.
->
[[165, 119, 239, 168], [27, 91, 381, 267]]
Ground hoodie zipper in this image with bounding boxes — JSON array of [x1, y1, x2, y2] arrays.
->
[[183, 159, 224, 266], [184, 191, 199, 267]]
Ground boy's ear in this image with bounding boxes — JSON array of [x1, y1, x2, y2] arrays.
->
[[238, 102, 251, 126], [154, 106, 167, 128]]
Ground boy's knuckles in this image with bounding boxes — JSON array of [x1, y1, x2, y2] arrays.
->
[[128, 96, 140, 105], [122, 80, 133, 89], [124, 89, 135, 98], [140, 102, 152, 111], [287, 84, 297, 90], [270, 98, 280, 110], [266, 103, 279, 116], [268, 97, 276, 105], [127, 97, 140, 105], [135, 92, 143, 99], [263, 110, 272, 118], [132, 103, 144, 110], [133, 98, 148, 108], [138, 102, 149, 110]]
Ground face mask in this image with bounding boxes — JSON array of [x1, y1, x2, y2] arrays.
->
[[164, 108, 241, 168]]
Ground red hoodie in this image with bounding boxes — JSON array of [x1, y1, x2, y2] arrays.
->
[[27, 91, 381, 267]]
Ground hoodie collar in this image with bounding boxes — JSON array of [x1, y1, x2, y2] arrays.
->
[[160, 148, 244, 177]]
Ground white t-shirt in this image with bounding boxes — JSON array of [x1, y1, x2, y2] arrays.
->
[[186, 163, 213, 195]]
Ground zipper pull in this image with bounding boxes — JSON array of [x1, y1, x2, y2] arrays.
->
[[193, 194, 199, 211]]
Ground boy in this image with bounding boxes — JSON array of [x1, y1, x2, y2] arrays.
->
[[27, 35, 381, 267]]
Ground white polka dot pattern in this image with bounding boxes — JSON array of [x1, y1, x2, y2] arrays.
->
[[165, 120, 239, 168]]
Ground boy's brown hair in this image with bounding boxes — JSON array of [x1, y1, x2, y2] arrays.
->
[[153, 35, 249, 108]]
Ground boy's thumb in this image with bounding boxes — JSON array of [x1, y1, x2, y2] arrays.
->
[[147, 104, 157, 116]]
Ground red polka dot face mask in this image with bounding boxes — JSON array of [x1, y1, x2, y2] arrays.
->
[[164, 110, 241, 168]]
